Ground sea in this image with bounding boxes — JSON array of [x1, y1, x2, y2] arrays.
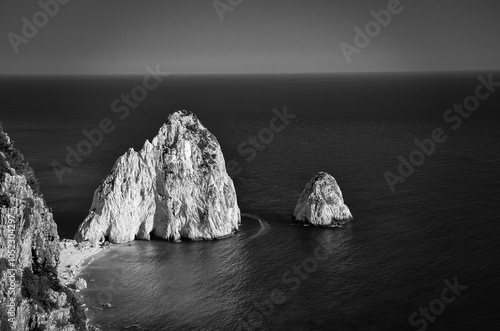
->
[[0, 72, 499, 330]]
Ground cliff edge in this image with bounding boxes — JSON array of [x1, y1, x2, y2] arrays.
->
[[75, 110, 240, 244], [0, 125, 90, 331]]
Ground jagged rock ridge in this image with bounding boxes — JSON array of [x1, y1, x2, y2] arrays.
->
[[293, 172, 353, 226], [0, 126, 89, 331], [75, 110, 241, 244]]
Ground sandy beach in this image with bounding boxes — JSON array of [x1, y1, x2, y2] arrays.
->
[[58, 239, 105, 286]]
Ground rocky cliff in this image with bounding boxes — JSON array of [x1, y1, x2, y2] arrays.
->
[[75, 110, 240, 244], [0, 126, 89, 330], [293, 172, 353, 226]]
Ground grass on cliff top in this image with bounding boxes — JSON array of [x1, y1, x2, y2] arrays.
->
[[0, 122, 40, 195]]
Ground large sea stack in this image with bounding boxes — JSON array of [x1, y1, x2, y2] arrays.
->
[[75, 110, 240, 244], [293, 172, 352, 226], [0, 126, 89, 330]]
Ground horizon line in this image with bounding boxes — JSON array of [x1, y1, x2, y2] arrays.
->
[[1, 69, 499, 77]]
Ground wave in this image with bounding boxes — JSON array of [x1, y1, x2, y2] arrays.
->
[[241, 213, 270, 241]]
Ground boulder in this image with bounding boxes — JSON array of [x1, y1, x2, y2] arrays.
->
[[75, 278, 87, 290]]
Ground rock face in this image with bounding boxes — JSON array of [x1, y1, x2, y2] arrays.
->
[[75, 110, 240, 244], [75, 278, 87, 290], [293, 172, 352, 226], [0, 127, 90, 330]]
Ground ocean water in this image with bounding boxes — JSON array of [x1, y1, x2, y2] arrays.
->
[[0, 73, 499, 330]]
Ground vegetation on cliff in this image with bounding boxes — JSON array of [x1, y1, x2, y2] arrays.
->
[[0, 123, 40, 195], [0, 125, 89, 330]]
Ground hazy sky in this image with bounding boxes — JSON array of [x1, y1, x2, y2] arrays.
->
[[1, 0, 499, 74]]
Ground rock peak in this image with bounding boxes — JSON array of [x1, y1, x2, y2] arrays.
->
[[75, 110, 240, 243], [293, 172, 352, 226]]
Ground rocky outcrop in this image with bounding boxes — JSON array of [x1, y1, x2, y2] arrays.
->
[[75, 278, 87, 290], [293, 172, 353, 226], [0, 127, 90, 330], [75, 110, 240, 244]]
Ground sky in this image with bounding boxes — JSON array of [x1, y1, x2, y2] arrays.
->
[[0, 0, 499, 75]]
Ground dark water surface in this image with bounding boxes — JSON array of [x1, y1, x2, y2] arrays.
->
[[1, 73, 499, 330]]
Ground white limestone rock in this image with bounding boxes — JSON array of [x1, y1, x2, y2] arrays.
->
[[75, 278, 87, 290], [293, 172, 352, 226], [75, 110, 240, 244]]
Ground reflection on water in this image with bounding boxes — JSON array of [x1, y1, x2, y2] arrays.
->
[[81, 216, 358, 330]]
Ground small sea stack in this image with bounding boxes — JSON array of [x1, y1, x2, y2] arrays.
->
[[293, 172, 353, 226]]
